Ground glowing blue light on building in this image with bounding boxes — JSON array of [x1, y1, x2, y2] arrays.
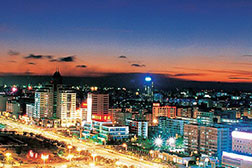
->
[[145, 76, 152, 82]]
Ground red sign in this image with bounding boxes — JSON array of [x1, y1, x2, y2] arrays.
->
[[92, 115, 111, 122]]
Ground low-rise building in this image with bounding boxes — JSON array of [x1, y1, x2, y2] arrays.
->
[[222, 131, 252, 168], [82, 120, 129, 142]]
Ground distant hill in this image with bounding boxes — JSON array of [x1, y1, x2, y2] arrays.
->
[[1, 73, 252, 91]]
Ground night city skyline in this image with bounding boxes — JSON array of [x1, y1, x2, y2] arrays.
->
[[1, 0, 252, 82], [1, 1, 252, 168]]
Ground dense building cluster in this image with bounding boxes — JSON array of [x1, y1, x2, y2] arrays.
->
[[0, 71, 252, 167]]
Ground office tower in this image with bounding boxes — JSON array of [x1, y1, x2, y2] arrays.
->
[[51, 70, 63, 118], [144, 76, 154, 102], [34, 88, 53, 119], [57, 90, 78, 127], [87, 93, 110, 122]]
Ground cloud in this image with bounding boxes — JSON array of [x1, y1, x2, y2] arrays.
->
[[229, 77, 251, 80], [173, 67, 252, 76], [131, 64, 146, 67], [50, 56, 75, 62], [24, 54, 53, 59], [8, 50, 20, 56], [118, 55, 127, 59], [28, 62, 36, 65], [49, 59, 58, 62], [59, 56, 75, 62], [173, 73, 203, 77], [242, 55, 252, 57], [8, 60, 16, 63], [76, 65, 87, 68]]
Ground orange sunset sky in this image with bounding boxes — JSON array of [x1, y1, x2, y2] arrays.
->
[[1, 0, 252, 82]]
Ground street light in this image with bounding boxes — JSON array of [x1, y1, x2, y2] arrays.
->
[[67, 145, 72, 154], [89, 163, 96, 168], [122, 143, 127, 151], [5, 153, 11, 164], [67, 154, 74, 163], [154, 137, 163, 147], [91, 153, 97, 162], [41, 154, 49, 167], [153, 119, 158, 125], [149, 150, 154, 158], [77, 147, 82, 155], [5, 153, 11, 158]]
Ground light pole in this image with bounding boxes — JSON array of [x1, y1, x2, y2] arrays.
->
[[77, 147, 82, 155], [91, 153, 97, 163], [149, 150, 154, 157], [154, 137, 163, 148], [122, 143, 127, 151], [5, 153, 11, 164], [67, 154, 74, 163], [67, 145, 72, 154], [41, 154, 49, 167]]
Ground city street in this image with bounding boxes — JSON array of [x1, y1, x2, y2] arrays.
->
[[0, 117, 167, 168]]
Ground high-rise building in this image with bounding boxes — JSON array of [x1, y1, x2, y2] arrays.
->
[[87, 93, 110, 122], [57, 90, 79, 127], [199, 125, 229, 159], [26, 103, 35, 118], [34, 88, 53, 119], [144, 76, 153, 102], [51, 70, 63, 118], [184, 124, 200, 153], [184, 124, 229, 160]]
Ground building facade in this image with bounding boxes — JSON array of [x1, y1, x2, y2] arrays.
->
[[87, 93, 110, 122], [158, 117, 189, 139], [126, 119, 148, 139], [184, 124, 229, 160], [57, 90, 79, 127], [34, 88, 53, 119]]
